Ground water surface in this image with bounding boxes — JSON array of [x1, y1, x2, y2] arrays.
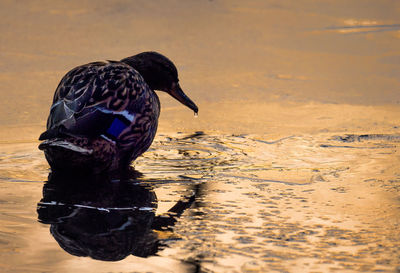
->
[[1, 1, 400, 272]]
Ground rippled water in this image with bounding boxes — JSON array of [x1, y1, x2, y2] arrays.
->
[[1, 0, 400, 272], [1, 132, 400, 272]]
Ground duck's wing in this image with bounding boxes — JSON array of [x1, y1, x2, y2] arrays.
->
[[39, 62, 153, 141]]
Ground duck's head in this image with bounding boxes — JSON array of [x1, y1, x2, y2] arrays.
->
[[121, 52, 198, 114]]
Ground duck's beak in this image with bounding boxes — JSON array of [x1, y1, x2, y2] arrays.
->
[[168, 83, 198, 114]]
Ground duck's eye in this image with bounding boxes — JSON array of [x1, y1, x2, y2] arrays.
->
[[171, 81, 177, 90]]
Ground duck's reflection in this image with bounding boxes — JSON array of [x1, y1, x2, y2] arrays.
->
[[37, 171, 198, 261]]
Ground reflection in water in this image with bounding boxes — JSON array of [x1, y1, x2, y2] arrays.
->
[[37, 171, 199, 261], [0, 0, 400, 271], [0, 132, 399, 272]]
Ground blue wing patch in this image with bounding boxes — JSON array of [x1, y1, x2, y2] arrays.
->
[[106, 118, 128, 138]]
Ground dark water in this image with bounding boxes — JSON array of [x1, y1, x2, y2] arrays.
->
[[1, 132, 400, 272]]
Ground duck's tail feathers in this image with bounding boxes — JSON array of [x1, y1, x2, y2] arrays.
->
[[38, 139, 93, 155], [39, 127, 63, 141]]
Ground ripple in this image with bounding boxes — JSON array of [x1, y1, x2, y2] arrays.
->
[[0, 132, 399, 272]]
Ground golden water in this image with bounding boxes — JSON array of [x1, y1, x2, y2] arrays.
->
[[1, 1, 400, 272]]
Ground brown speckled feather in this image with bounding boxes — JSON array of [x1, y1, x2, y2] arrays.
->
[[40, 61, 160, 172], [39, 52, 198, 173]]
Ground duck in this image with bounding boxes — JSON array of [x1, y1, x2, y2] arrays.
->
[[39, 52, 198, 173]]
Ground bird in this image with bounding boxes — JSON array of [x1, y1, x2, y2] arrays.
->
[[39, 52, 198, 174]]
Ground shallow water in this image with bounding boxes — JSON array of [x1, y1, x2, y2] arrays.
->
[[1, 1, 400, 272], [1, 132, 400, 272]]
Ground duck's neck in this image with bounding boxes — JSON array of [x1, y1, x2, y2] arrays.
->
[[121, 56, 159, 90]]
